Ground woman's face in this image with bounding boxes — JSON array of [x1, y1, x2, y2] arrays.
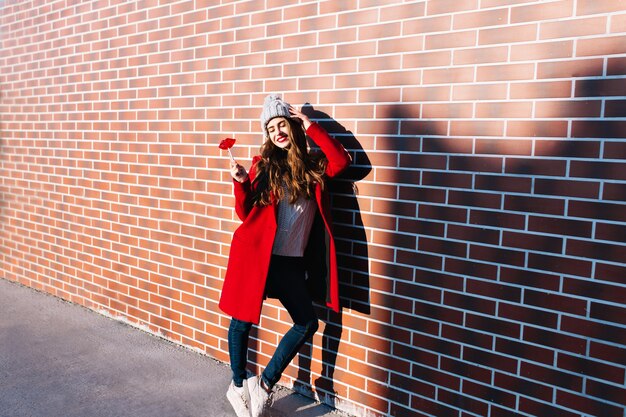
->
[[266, 117, 292, 149]]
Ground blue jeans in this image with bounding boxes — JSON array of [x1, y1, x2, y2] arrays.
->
[[228, 256, 319, 388]]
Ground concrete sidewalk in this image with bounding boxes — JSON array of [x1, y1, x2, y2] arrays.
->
[[0, 278, 346, 417]]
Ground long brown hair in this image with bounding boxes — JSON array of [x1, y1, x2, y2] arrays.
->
[[252, 117, 327, 206]]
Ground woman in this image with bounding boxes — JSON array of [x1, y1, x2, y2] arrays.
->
[[219, 94, 351, 417]]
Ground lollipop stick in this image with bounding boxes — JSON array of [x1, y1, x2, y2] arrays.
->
[[227, 148, 236, 164]]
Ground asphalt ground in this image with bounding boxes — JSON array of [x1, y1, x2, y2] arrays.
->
[[0, 278, 347, 417]]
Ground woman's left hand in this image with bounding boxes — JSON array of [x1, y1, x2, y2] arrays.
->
[[289, 105, 312, 130]]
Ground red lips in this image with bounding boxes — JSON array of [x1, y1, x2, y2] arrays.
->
[[219, 138, 236, 150]]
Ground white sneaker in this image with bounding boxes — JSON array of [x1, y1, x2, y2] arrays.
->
[[247, 375, 273, 417], [226, 381, 249, 417]]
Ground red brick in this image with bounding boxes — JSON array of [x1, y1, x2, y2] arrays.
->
[[510, 80, 572, 99], [535, 99, 602, 118], [476, 138, 532, 155], [528, 253, 592, 277], [404, 85, 451, 102], [577, 0, 626, 15], [421, 236, 467, 257], [424, 65, 475, 85], [477, 63, 535, 81], [527, 288, 587, 316], [317, 27, 356, 45], [577, 35, 626, 57], [447, 224, 500, 246], [505, 157, 567, 176], [358, 87, 402, 103], [512, 0, 574, 23], [595, 262, 626, 284], [411, 397, 458, 417], [399, 217, 445, 237], [586, 380, 626, 407], [476, 101, 532, 118], [463, 381, 517, 410], [559, 349, 625, 384], [505, 194, 564, 215], [376, 35, 422, 56], [534, 178, 600, 199], [501, 267, 560, 292], [590, 301, 626, 326], [377, 168, 420, 184], [525, 326, 587, 355], [521, 361, 582, 391], [453, 83, 507, 100], [464, 346, 518, 374], [574, 161, 626, 180], [403, 50, 451, 69], [426, 0, 478, 16], [451, 121, 504, 137], [397, 250, 443, 271], [469, 209, 525, 230], [479, 23, 537, 45], [605, 99, 626, 117], [453, 8, 507, 30], [298, 45, 334, 61], [421, 171, 472, 189], [337, 41, 377, 58], [412, 362, 461, 390], [373, 199, 417, 217], [445, 258, 497, 279], [496, 336, 555, 365], [449, 156, 503, 173], [575, 78, 626, 97], [400, 120, 447, 136], [537, 58, 603, 78], [612, 13, 626, 33], [403, 15, 451, 37], [453, 45, 508, 65], [535, 139, 600, 158], [519, 397, 581, 417], [439, 386, 490, 415], [359, 22, 401, 41], [400, 153, 446, 169], [381, 3, 425, 21], [426, 30, 476, 50], [604, 140, 626, 159], [503, 230, 563, 254], [376, 69, 422, 87], [393, 311, 439, 336], [319, 0, 357, 14], [604, 182, 626, 204], [470, 244, 526, 267], [511, 40, 573, 61], [569, 200, 626, 222], [539, 16, 607, 39], [567, 238, 626, 264], [450, 190, 502, 209], [590, 340, 626, 365], [418, 204, 467, 223]]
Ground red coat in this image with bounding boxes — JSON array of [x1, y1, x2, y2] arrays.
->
[[219, 123, 351, 324]]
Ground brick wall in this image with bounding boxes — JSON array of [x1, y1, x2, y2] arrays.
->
[[1, 1, 625, 416]]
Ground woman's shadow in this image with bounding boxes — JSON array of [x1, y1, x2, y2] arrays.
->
[[277, 104, 371, 414]]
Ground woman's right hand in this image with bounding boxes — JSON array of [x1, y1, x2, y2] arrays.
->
[[230, 161, 249, 183]]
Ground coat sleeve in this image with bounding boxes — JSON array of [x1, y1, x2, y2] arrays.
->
[[306, 122, 351, 178], [233, 156, 261, 221]]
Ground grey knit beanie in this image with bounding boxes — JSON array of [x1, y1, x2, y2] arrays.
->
[[260, 94, 291, 132]]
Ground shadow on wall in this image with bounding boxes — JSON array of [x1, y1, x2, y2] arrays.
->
[[293, 104, 372, 409], [374, 58, 626, 416]]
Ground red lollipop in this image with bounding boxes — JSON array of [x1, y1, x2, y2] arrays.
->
[[219, 138, 236, 163]]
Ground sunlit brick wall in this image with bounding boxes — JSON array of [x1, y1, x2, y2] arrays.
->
[[1, 1, 625, 416]]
